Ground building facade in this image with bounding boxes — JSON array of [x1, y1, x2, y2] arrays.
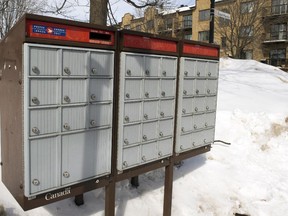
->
[[119, 0, 288, 70]]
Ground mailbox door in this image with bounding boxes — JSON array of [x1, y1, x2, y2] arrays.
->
[[195, 60, 207, 78], [30, 79, 59, 106], [123, 124, 141, 145], [183, 59, 196, 77], [88, 104, 112, 128], [206, 79, 218, 95], [144, 79, 159, 99], [205, 112, 216, 128], [89, 78, 113, 102], [195, 79, 206, 96], [29, 47, 59, 76], [183, 79, 194, 96], [125, 79, 142, 100], [62, 106, 87, 131], [182, 97, 193, 115], [122, 146, 140, 169], [124, 101, 142, 123], [30, 108, 59, 136], [143, 101, 158, 121], [141, 141, 157, 162], [161, 79, 175, 98], [207, 61, 219, 78], [192, 131, 203, 147], [158, 119, 173, 138], [158, 138, 173, 157], [193, 113, 205, 130], [62, 79, 87, 104], [90, 51, 114, 76], [192, 97, 206, 113], [142, 121, 158, 141], [162, 57, 177, 77], [181, 115, 193, 133], [204, 128, 215, 144], [63, 50, 87, 76], [29, 137, 61, 194], [179, 133, 192, 152], [125, 54, 144, 77], [62, 129, 111, 185], [145, 56, 160, 77], [159, 99, 175, 118], [206, 96, 217, 111]]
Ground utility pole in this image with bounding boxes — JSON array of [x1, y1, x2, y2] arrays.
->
[[209, 0, 215, 43]]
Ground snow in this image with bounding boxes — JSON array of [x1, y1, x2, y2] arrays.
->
[[1, 58, 288, 215]]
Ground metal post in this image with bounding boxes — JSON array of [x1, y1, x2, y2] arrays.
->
[[74, 194, 84, 206], [105, 181, 116, 216], [209, 0, 215, 43], [163, 163, 174, 216]]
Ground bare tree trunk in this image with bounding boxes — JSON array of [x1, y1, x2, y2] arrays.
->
[[90, 0, 108, 25]]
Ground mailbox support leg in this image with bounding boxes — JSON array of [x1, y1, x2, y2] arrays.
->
[[130, 176, 139, 188], [105, 181, 116, 216], [74, 194, 84, 206], [163, 163, 173, 216]]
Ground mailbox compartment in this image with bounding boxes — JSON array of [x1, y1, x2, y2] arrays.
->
[[29, 47, 59, 76], [123, 123, 141, 145], [144, 79, 159, 99], [183, 79, 195, 96], [143, 100, 158, 121], [181, 115, 193, 133], [158, 138, 173, 157], [206, 79, 218, 95], [194, 79, 206, 96], [62, 79, 88, 104], [192, 97, 206, 113], [192, 113, 206, 130], [63, 50, 88, 76], [62, 106, 87, 131], [162, 57, 177, 77], [145, 56, 160, 77], [178, 133, 192, 152], [125, 79, 142, 100], [161, 79, 176, 98], [122, 145, 140, 169], [125, 54, 144, 77], [90, 51, 114, 76], [159, 99, 175, 118], [30, 79, 59, 106], [89, 78, 113, 102], [142, 121, 158, 141], [158, 119, 174, 138], [206, 96, 217, 111], [204, 112, 216, 128], [182, 97, 193, 115], [195, 60, 207, 78], [207, 61, 219, 78], [141, 141, 157, 162], [183, 59, 196, 77], [88, 103, 112, 128], [124, 101, 142, 123]]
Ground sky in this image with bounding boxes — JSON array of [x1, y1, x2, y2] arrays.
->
[[1, 57, 288, 216]]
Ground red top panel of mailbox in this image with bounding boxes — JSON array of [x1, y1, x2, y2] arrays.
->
[[123, 34, 178, 53], [26, 20, 115, 46], [183, 43, 219, 58]]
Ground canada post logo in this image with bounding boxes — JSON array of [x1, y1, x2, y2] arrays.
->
[[32, 24, 66, 36]]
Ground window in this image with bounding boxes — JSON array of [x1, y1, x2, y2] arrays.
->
[[183, 15, 192, 28], [270, 48, 286, 66], [165, 18, 173, 29], [240, 26, 253, 37], [240, 1, 254, 14], [124, 25, 130, 30], [147, 20, 154, 30], [199, 9, 210, 21], [198, 31, 209, 41], [184, 34, 192, 40], [219, 9, 230, 27], [221, 37, 227, 48], [271, 23, 287, 40], [272, 0, 288, 15], [135, 25, 142, 31], [240, 50, 253, 59]]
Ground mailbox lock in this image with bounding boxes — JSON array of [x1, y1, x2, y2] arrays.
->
[[126, 70, 131, 76], [194, 125, 197, 129], [159, 132, 163, 137], [195, 107, 198, 112], [162, 71, 167, 76], [64, 67, 71, 75], [31, 97, 40, 105], [90, 94, 96, 101], [158, 152, 163, 157], [196, 89, 199, 95], [197, 71, 200, 76], [184, 71, 188, 76], [126, 93, 130, 98], [180, 145, 184, 150], [63, 123, 70, 130], [161, 91, 166, 97], [208, 72, 212, 77], [204, 139, 207, 144], [32, 127, 40, 135], [207, 89, 211, 94], [160, 112, 165, 117], [124, 139, 129, 145], [32, 179, 40, 186], [143, 135, 147, 141], [183, 90, 187, 95], [144, 114, 148, 120], [182, 109, 186, 114], [192, 142, 196, 147], [90, 120, 96, 126], [206, 106, 209, 110], [181, 127, 185, 132], [205, 122, 208, 127], [145, 92, 149, 98], [63, 171, 70, 178], [124, 116, 130, 122], [91, 68, 97, 74], [145, 70, 150, 76], [32, 66, 40, 75], [123, 161, 128, 167], [64, 95, 71, 103], [142, 156, 146, 162]]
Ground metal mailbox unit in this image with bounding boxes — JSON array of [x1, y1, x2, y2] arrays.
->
[[175, 41, 219, 158], [117, 31, 179, 172], [0, 14, 116, 210]]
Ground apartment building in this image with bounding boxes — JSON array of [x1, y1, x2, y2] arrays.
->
[[119, 0, 288, 70]]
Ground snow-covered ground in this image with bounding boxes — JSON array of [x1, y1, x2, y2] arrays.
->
[[1, 58, 288, 216]]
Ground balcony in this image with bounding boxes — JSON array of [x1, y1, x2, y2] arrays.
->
[[263, 4, 288, 17], [174, 20, 192, 30], [263, 31, 288, 43], [266, 58, 288, 70]]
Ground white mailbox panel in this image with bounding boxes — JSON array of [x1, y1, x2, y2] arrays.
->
[[193, 113, 205, 130], [159, 119, 173, 138], [158, 138, 173, 157], [162, 58, 177, 77], [195, 61, 207, 77], [30, 79, 59, 106], [183, 79, 194, 96], [122, 146, 140, 169], [62, 79, 87, 104], [62, 129, 111, 185], [192, 131, 203, 147], [30, 108, 59, 136], [124, 102, 142, 123], [204, 112, 216, 128], [30, 137, 61, 194], [142, 121, 158, 141], [143, 101, 158, 120], [192, 97, 206, 113], [89, 78, 113, 102], [204, 128, 215, 144], [182, 98, 193, 115], [206, 79, 218, 95], [89, 104, 111, 127], [63, 50, 87, 76], [90, 52, 113, 76], [183, 59, 196, 77], [29, 47, 59, 76], [125, 54, 144, 77], [206, 96, 217, 111], [181, 115, 193, 133], [161, 79, 175, 98], [125, 79, 142, 100], [207, 61, 219, 78], [159, 99, 174, 118], [145, 56, 160, 77], [144, 79, 159, 99], [123, 124, 141, 145], [179, 133, 192, 151], [195, 79, 206, 96], [141, 142, 157, 162], [62, 106, 87, 131]]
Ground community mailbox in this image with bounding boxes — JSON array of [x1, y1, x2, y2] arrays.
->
[[0, 14, 116, 209]]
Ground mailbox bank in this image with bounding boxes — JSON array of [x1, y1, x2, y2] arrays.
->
[[0, 14, 219, 215]]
